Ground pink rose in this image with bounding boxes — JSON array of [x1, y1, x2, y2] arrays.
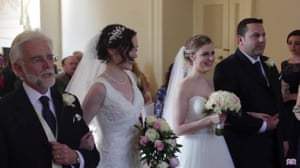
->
[[139, 136, 149, 146], [154, 140, 165, 151], [169, 157, 179, 167], [153, 120, 161, 130]]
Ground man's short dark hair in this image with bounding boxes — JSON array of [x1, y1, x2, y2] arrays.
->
[[237, 18, 263, 36], [61, 57, 68, 66]]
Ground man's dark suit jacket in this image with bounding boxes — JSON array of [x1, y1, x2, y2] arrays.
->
[[55, 72, 71, 94], [0, 85, 100, 168], [0, 65, 20, 98], [214, 48, 285, 168]]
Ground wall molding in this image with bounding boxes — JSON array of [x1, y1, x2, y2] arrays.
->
[[151, 0, 163, 86]]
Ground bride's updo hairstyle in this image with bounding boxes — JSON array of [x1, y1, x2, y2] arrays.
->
[[96, 24, 137, 63], [183, 34, 212, 65]]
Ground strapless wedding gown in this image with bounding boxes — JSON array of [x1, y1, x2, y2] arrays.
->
[[178, 96, 234, 168], [93, 71, 144, 168]]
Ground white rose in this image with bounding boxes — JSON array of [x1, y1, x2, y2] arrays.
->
[[146, 116, 157, 125], [160, 120, 171, 132], [265, 58, 275, 67], [145, 128, 160, 141], [165, 139, 176, 147], [62, 93, 76, 107], [157, 161, 169, 168]]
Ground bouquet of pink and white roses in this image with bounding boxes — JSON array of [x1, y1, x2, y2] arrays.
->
[[205, 90, 241, 135], [135, 116, 182, 168]]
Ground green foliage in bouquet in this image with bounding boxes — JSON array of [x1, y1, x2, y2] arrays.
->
[[135, 116, 182, 168]]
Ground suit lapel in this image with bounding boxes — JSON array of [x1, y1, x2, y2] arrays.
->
[[50, 87, 64, 137], [12, 86, 50, 145], [235, 49, 269, 87], [261, 57, 274, 81], [260, 56, 281, 92]]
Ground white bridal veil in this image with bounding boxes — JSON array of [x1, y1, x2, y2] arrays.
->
[[66, 34, 105, 101], [162, 46, 190, 129], [66, 34, 105, 148]]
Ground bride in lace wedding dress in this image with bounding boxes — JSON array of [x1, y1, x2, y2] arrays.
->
[[67, 24, 144, 168], [163, 35, 234, 168]]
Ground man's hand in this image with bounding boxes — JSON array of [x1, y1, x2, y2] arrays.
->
[[266, 113, 279, 131], [79, 131, 95, 151], [247, 112, 279, 131], [50, 141, 78, 165]]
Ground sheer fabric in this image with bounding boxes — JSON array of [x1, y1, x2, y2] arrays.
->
[[66, 34, 105, 102], [66, 34, 105, 149], [162, 47, 190, 129]]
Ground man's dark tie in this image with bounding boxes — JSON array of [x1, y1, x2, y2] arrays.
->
[[39, 96, 56, 135], [254, 61, 269, 85]]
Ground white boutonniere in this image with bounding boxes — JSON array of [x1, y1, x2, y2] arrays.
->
[[62, 93, 76, 107], [73, 113, 82, 123], [264, 59, 275, 68]]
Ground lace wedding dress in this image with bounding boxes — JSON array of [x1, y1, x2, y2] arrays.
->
[[178, 96, 234, 168], [94, 71, 144, 168]]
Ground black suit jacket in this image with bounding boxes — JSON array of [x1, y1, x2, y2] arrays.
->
[[214, 48, 284, 168], [0, 66, 20, 98], [0, 85, 100, 168], [55, 72, 71, 94]]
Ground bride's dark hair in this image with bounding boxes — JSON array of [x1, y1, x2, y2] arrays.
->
[[96, 24, 137, 63]]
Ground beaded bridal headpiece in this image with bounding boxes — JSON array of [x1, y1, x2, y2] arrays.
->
[[108, 26, 125, 44]]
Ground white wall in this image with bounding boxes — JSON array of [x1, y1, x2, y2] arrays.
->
[[40, 0, 61, 59], [61, 0, 102, 58], [39, 0, 300, 92], [255, 0, 300, 67], [61, 0, 152, 61], [60, 0, 157, 92], [162, 0, 193, 81]]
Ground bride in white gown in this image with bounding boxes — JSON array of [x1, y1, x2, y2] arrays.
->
[[163, 35, 234, 168], [66, 24, 144, 168]]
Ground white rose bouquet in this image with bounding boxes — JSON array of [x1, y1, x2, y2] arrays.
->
[[135, 116, 182, 168], [205, 90, 241, 135]]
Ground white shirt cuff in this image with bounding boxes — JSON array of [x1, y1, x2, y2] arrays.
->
[[258, 120, 267, 133], [75, 150, 85, 168]]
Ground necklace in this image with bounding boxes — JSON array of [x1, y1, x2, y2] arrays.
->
[[104, 72, 127, 85]]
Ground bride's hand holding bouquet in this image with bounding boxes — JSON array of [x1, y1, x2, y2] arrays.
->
[[204, 90, 241, 136], [204, 113, 227, 136]]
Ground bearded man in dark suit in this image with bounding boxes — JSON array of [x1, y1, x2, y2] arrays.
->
[[0, 30, 100, 168], [214, 18, 285, 168]]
